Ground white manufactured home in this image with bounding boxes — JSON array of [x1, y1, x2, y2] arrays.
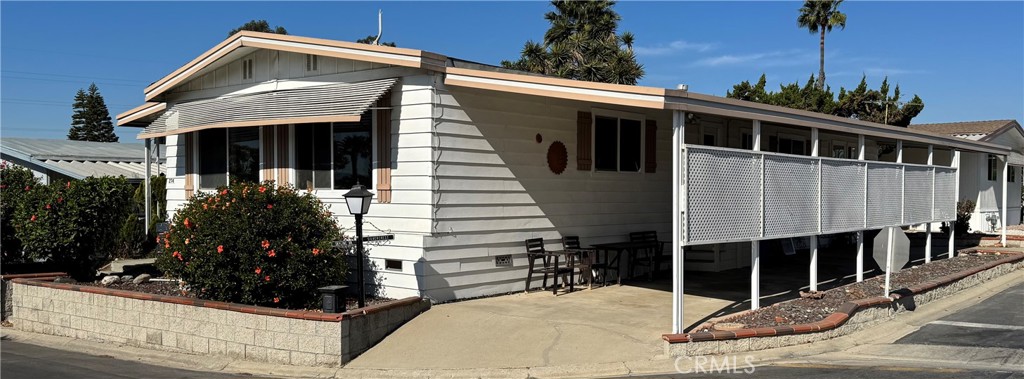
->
[[118, 32, 1019, 332], [909, 120, 1024, 233]]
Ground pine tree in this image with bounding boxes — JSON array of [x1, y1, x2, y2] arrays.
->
[[68, 83, 118, 142]]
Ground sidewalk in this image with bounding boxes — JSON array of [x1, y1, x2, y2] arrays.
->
[[3, 261, 1021, 378]]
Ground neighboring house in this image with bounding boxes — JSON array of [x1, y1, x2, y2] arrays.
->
[[117, 32, 1014, 332], [909, 120, 1024, 233], [0, 137, 164, 184]]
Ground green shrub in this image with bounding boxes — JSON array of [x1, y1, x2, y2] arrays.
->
[[13, 176, 135, 276], [1, 163, 41, 264], [954, 199, 975, 235], [156, 181, 345, 309]]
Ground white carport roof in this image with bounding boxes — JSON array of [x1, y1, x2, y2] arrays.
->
[[0, 137, 164, 182]]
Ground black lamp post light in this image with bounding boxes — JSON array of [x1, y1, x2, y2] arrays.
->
[[342, 184, 374, 309]]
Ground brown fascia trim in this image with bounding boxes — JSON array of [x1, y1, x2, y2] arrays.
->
[[116, 102, 166, 127], [143, 31, 447, 102], [662, 251, 1024, 344], [667, 91, 1012, 155], [11, 277, 424, 322]]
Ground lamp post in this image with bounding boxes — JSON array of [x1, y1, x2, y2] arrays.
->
[[343, 184, 374, 308]]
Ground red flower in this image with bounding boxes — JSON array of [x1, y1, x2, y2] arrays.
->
[[261, 240, 270, 249], [66, 181, 70, 189], [217, 245, 224, 254], [254, 267, 262, 275], [184, 218, 192, 229], [30, 215, 36, 222], [57, 197, 63, 203], [220, 189, 228, 196], [267, 250, 276, 258], [45, 204, 51, 210], [264, 275, 271, 282], [273, 297, 280, 303], [259, 186, 266, 193], [312, 248, 321, 256], [173, 251, 183, 261], [203, 204, 208, 210], [24, 186, 30, 191], [266, 204, 273, 209]]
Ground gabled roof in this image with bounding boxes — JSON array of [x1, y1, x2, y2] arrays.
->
[[909, 120, 1019, 137], [121, 32, 1013, 155], [0, 138, 164, 182]]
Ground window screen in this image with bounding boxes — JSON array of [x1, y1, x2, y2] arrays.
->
[[333, 115, 373, 189], [594, 116, 618, 171], [619, 118, 642, 172], [198, 129, 227, 189]]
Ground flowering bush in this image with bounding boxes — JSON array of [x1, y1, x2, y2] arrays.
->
[[12, 176, 135, 276], [1, 163, 41, 264], [155, 181, 345, 309]]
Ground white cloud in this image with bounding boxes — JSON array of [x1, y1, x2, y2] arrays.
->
[[690, 49, 814, 68], [633, 40, 716, 56]]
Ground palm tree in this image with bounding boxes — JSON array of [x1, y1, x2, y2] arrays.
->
[[502, 0, 643, 85], [797, 0, 847, 90]]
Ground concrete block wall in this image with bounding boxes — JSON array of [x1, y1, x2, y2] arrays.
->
[[10, 279, 429, 366]]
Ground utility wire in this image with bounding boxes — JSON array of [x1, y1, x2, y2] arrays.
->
[[1, 70, 149, 84]]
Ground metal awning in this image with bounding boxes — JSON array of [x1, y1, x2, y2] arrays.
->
[[137, 78, 397, 139]]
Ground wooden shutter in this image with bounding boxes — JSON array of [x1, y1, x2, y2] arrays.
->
[[184, 133, 195, 199], [645, 119, 657, 173], [260, 126, 276, 183], [576, 111, 592, 170], [276, 125, 289, 184], [375, 93, 393, 203]]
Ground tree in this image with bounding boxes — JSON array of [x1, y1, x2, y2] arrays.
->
[[355, 35, 396, 47], [501, 0, 644, 85], [68, 83, 118, 142], [228, 20, 287, 37], [726, 73, 924, 127], [797, 0, 847, 89]]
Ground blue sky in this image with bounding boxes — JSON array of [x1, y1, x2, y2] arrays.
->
[[2, 1, 1022, 142]]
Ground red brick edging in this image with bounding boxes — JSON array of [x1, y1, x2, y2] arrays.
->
[[663, 252, 1024, 343], [10, 277, 423, 322], [1, 272, 68, 281]]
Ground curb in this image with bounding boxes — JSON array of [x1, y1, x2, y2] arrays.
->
[[663, 251, 1024, 344]]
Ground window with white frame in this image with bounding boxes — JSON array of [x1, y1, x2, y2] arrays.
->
[[593, 114, 643, 172], [305, 54, 318, 72], [988, 154, 998, 181], [242, 58, 254, 80], [198, 127, 260, 189], [294, 114, 373, 190]]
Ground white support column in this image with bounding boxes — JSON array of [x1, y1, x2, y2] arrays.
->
[[925, 145, 934, 263], [1002, 156, 1008, 246], [897, 140, 904, 225], [950, 150, 960, 258], [857, 135, 865, 281], [671, 109, 686, 334], [752, 120, 762, 310], [144, 138, 152, 235], [810, 128, 819, 292]]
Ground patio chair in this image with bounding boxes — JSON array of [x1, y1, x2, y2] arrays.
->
[[562, 236, 608, 289], [524, 238, 575, 295], [629, 231, 669, 280]]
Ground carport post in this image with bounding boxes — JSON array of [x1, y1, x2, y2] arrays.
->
[[751, 120, 762, 310], [857, 135, 865, 282], [809, 128, 819, 292], [144, 138, 152, 235], [671, 109, 685, 334], [950, 150, 960, 258], [1002, 156, 1008, 246], [925, 145, 933, 263]]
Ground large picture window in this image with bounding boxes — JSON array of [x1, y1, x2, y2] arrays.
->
[[198, 127, 260, 189], [294, 114, 372, 190], [594, 115, 642, 172]]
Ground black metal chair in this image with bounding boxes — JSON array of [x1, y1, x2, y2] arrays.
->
[[629, 231, 669, 280], [525, 238, 575, 295], [562, 236, 608, 288]]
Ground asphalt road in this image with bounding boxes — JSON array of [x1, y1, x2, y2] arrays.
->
[[0, 340, 249, 379], [895, 282, 1024, 349]]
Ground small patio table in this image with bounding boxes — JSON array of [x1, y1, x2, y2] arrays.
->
[[535, 250, 580, 294], [590, 241, 661, 285]]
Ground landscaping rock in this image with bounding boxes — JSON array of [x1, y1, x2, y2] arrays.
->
[[132, 274, 151, 285], [53, 277, 78, 284], [100, 275, 119, 286], [120, 275, 134, 283]]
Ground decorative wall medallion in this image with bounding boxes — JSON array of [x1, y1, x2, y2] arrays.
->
[[547, 141, 568, 174]]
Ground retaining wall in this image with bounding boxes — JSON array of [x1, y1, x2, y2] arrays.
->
[[9, 278, 429, 366]]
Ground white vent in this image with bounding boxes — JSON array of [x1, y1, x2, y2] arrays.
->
[[306, 54, 318, 72], [242, 58, 254, 80]]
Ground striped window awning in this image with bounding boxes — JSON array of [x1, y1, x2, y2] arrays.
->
[[138, 78, 397, 138]]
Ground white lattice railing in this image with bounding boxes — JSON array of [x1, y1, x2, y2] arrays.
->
[[681, 145, 957, 246]]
